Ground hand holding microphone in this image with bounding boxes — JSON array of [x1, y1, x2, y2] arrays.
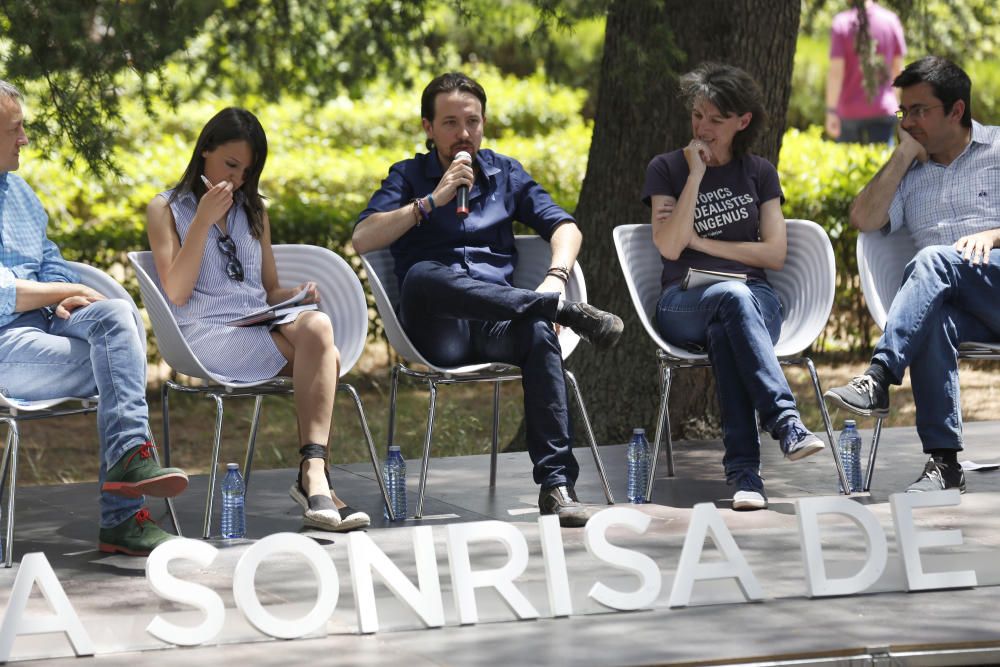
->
[[454, 150, 472, 218]]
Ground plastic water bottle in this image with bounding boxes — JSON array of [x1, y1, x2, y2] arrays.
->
[[627, 428, 651, 503], [383, 446, 407, 521], [220, 463, 246, 539], [838, 420, 863, 493]]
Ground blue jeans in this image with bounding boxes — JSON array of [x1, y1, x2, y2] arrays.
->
[[872, 246, 1000, 452], [398, 260, 578, 489], [656, 280, 799, 477], [0, 300, 148, 528], [838, 116, 897, 146]]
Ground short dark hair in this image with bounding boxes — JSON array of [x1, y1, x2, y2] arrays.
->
[[420, 72, 487, 150], [893, 56, 972, 128], [169, 108, 269, 238], [678, 63, 767, 158]]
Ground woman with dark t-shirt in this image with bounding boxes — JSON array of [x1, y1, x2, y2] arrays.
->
[[641, 63, 825, 511]]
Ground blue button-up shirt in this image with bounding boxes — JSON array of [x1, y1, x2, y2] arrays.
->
[[357, 149, 574, 287], [0, 172, 78, 328], [889, 121, 1000, 247]]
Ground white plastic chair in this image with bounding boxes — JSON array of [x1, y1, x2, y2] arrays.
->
[[0, 262, 179, 567], [360, 235, 615, 518], [129, 244, 392, 538], [856, 227, 1000, 490], [613, 220, 850, 499]]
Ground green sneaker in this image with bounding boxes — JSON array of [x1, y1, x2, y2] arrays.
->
[[98, 509, 176, 556], [102, 441, 189, 498]]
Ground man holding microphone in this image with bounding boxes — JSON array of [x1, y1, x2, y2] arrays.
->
[[354, 72, 622, 526]]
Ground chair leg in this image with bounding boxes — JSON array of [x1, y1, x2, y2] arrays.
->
[[146, 426, 182, 538], [242, 395, 264, 491], [415, 380, 439, 519], [161, 382, 172, 467], [563, 370, 615, 504], [386, 364, 401, 450], [647, 363, 675, 501], [339, 383, 394, 521], [202, 394, 226, 539], [489, 382, 501, 488], [1, 420, 18, 568], [863, 417, 884, 493], [800, 357, 852, 495]]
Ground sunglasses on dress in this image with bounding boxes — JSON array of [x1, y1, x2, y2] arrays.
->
[[216, 234, 244, 282]]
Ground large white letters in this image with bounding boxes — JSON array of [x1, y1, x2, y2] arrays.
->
[[583, 507, 661, 611], [796, 496, 888, 597], [891, 490, 977, 591], [233, 533, 339, 639], [348, 526, 444, 633], [0, 552, 92, 661], [446, 521, 538, 624], [669, 503, 764, 607], [538, 515, 573, 617], [145, 538, 225, 646]]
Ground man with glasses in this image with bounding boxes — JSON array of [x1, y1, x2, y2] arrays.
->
[[825, 57, 1000, 493], [0, 80, 188, 555]]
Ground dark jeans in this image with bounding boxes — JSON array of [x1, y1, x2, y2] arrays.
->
[[655, 280, 798, 477], [872, 246, 1000, 452], [838, 116, 897, 146], [398, 260, 578, 489]]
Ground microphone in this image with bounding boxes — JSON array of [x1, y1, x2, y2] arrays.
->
[[454, 150, 471, 218]]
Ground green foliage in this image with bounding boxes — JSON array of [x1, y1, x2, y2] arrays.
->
[[778, 126, 890, 350]]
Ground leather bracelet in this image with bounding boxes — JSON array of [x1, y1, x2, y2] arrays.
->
[[410, 200, 422, 227], [546, 267, 570, 282]]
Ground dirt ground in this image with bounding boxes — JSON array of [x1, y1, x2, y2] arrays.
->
[[4, 359, 996, 487]]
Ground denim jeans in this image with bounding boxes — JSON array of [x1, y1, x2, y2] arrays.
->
[[838, 116, 897, 146], [656, 279, 798, 477], [0, 300, 148, 528], [872, 246, 1000, 452], [398, 260, 578, 489]]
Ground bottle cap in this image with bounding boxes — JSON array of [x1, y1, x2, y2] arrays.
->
[[389, 445, 401, 452], [844, 419, 857, 428], [632, 428, 646, 435], [226, 462, 239, 470]]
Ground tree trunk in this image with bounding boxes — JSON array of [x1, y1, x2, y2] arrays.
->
[[570, 0, 801, 444]]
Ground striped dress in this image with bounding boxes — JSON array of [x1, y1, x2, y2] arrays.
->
[[158, 189, 288, 383]]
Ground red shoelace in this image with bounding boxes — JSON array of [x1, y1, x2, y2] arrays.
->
[[123, 441, 157, 469], [134, 508, 153, 526]]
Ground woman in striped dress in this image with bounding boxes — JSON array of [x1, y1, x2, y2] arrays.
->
[[146, 108, 369, 532]]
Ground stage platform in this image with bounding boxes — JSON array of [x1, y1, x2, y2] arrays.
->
[[6, 420, 1000, 666]]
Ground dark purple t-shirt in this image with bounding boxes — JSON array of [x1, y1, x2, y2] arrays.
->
[[641, 150, 784, 288]]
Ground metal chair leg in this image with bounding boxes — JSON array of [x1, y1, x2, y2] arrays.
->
[[864, 417, 884, 492], [489, 381, 500, 488], [2, 421, 18, 568], [146, 426, 182, 537], [386, 364, 401, 450], [161, 382, 172, 467], [415, 381, 438, 519], [242, 395, 264, 490], [801, 357, 851, 494], [340, 383, 394, 521], [563, 370, 615, 504], [647, 363, 674, 501], [202, 394, 226, 539]]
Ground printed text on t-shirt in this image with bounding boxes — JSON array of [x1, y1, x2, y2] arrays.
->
[[693, 187, 754, 235]]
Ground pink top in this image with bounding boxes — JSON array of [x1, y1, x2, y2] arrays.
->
[[829, 1, 906, 120]]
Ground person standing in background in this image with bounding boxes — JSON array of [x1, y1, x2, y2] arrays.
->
[[826, 0, 906, 144]]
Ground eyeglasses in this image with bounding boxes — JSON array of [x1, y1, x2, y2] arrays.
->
[[895, 104, 944, 121], [216, 234, 244, 282]]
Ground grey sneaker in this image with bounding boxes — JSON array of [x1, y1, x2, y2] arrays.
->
[[538, 485, 592, 527], [728, 469, 768, 511], [906, 457, 966, 493], [825, 374, 890, 417], [776, 418, 826, 461]]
